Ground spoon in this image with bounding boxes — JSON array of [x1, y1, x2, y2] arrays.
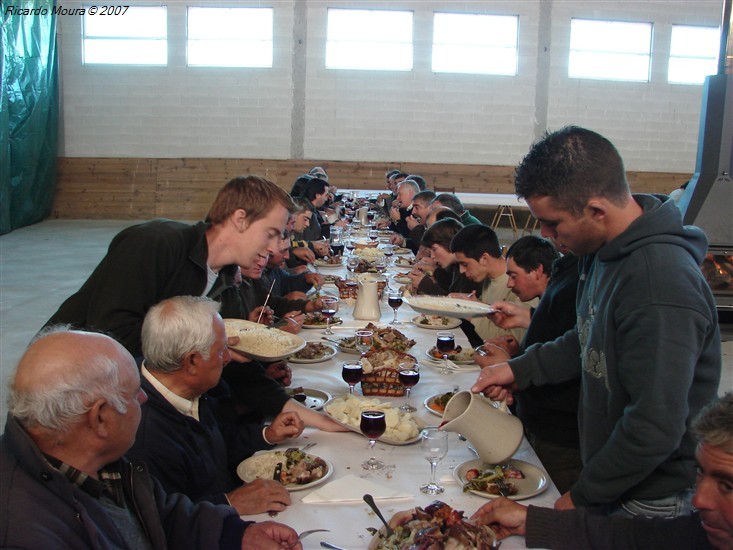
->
[[363, 494, 393, 537]]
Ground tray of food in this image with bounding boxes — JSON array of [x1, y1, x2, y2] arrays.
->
[[288, 342, 338, 363], [411, 314, 461, 330], [423, 391, 457, 417], [368, 501, 499, 549], [405, 296, 496, 318], [236, 448, 333, 491], [324, 395, 425, 445], [302, 312, 343, 329], [224, 319, 306, 361], [287, 387, 332, 410], [454, 459, 548, 500]]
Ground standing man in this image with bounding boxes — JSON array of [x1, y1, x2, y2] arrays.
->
[[1, 328, 301, 549], [473, 126, 721, 517], [45, 175, 294, 358]]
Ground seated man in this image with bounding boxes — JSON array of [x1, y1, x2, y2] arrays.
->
[[288, 197, 331, 268], [450, 224, 536, 343], [385, 179, 420, 237], [129, 296, 305, 516], [1, 327, 300, 549], [390, 190, 436, 254], [470, 392, 733, 550], [432, 193, 482, 226]]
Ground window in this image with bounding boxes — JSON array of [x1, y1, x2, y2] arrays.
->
[[569, 19, 652, 82], [432, 13, 518, 75], [82, 6, 167, 65], [187, 7, 273, 68], [326, 8, 413, 71], [668, 25, 719, 85]]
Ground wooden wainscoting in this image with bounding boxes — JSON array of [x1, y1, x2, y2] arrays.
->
[[52, 157, 690, 220]]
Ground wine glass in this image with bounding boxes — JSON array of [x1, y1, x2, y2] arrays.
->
[[420, 428, 448, 494], [387, 290, 403, 325], [360, 410, 386, 470], [436, 331, 455, 375], [330, 228, 345, 259], [368, 229, 379, 243], [346, 254, 360, 274], [354, 329, 373, 357], [383, 244, 396, 266], [341, 360, 363, 395], [345, 238, 356, 255], [398, 362, 419, 412], [321, 296, 339, 335], [375, 255, 387, 275]]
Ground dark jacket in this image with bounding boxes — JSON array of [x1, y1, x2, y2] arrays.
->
[[126, 377, 272, 506], [45, 220, 237, 358], [0, 415, 250, 549]]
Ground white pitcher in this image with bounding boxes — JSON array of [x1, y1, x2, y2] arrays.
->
[[440, 391, 523, 464], [353, 280, 381, 321]]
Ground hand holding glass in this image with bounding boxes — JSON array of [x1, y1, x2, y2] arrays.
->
[[420, 428, 448, 494], [360, 410, 386, 470]]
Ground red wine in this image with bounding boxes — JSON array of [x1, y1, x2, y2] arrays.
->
[[367, 211, 376, 221], [321, 308, 337, 319], [436, 335, 455, 354], [369, 234, 378, 242], [331, 244, 345, 256], [342, 364, 363, 385], [346, 243, 356, 251], [398, 369, 419, 387], [388, 296, 403, 309], [345, 280, 358, 288], [360, 411, 386, 439], [384, 250, 394, 258]]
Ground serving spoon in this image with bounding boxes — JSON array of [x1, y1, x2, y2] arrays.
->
[[363, 494, 393, 537]]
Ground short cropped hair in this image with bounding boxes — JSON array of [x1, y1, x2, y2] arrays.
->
[[385, 168, 401, 180], [208, 175, 294, 225], [304, 178, 329, 202], [450, 224, 502, 260], [142, 296, 221, 374], [292, 196, 310, 213], [406, 174, 427, 191], [433, 193, 465, 214], [398, 179, 420, 195], [692, 392, 733, 454], [8, 327, 129, 432], [291, 174, 315, 197], [413, 190, 436, 205], [422, 218, 464, 250], [515, 126, 629, 216], [505, 236, 559, 275], [431, 207, 461, 223]]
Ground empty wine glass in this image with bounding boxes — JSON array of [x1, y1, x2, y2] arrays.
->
[[341, 360, 363, 395], [346, 254, 360, 274], [398, 362, 419, 412], [436, 331, 455, 376], [360, 410, 386, 470], [321, 296, 339, 335], [354, 329, 373, 357], [420, 428, 448, 494], [387, 290, 403, 325], [375, 255, 387, 275]]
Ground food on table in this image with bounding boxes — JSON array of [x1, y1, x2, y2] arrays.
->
[[427, 345, 474, 362], [291, 342, 333, 360], [462, 464, 525, 496], [288, 387, 307, 402], [393, 257, 415, 267], [338, 336, 358, 351], [317, 255, 343, 265], [322, 274, 340, 284], [430, 391, 456, 414], [325, 395, 420, 442], [359, 348, 417, 396], [224, 319, 303, 359], [360, 323, 416, 352], [415, 314, 455, 327], [355, 247, 385, 260], [303, 312, 342, 326], [369, 500, 498, 549], [361, 348, 417, 374], [247, 448, 328, 486]]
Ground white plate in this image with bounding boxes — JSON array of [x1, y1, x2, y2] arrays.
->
[[393, 258, 415, 268], [424, 349, 476, 366], [336, 337, 361, 355], [301, 318, 343, 330], [423, 392, 456, 417], [405, 296, 495, 318], [411, 314, 461, 330], [394, 247, 411, 255], [313, 260, 343, 269], [287, 387, 332, 410], [288, 343, 338, 363], [323, 397, 426, 446], [236, 451, 333, 491], [224, 319, 306, 362], [392, 274, 411, 284], [454, 459, 549, 501]]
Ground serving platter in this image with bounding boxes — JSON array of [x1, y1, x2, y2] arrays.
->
[[454, 459, 549, 501], [224, 319, 306, 362], [287, 387, 332, 410], [405, 296, 496, 318], [236, 451, 333, 491], [288, 342, 338, 364], [411, 314, 461, 330]]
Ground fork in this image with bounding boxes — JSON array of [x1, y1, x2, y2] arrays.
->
[[286, 529, 330, 549], [495, 477, 511, 497]]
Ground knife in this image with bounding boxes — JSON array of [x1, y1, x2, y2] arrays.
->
[[268, 462, 284, 518], [320, 543, 348, 550]]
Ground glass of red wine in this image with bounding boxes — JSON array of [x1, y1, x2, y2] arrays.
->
[[436, 331, 455, 375], [387, 289, 403, 325], [320, 296, 339, 335], [360, 410, 386, 470], [398, 362, 419, 412], [341, 360, 363, 395], [383, 244, 395, 266], [368, 229, 379, 243]]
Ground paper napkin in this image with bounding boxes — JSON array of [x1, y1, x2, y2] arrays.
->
[[301, 474, 413, 504]]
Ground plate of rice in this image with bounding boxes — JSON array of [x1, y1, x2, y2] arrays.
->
[[236, 448, 333, 491], [224, 319, 306, 361]]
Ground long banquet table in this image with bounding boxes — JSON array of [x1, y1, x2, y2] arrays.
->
[[239, 260, 559, 549]]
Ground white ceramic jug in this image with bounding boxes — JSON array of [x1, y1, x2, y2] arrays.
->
[[353, 280, 381, 321], [357, 207, 368, 225], [440, 391, 523, 464]]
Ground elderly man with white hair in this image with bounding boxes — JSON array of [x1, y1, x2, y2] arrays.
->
[[0, 327, 301, 549], [127, 296, 305, 516]]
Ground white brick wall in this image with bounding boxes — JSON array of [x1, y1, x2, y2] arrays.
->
[[57, 0, 723, 172]]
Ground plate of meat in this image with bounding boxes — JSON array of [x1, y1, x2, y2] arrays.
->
[[454, 459, 548, 500], [237, 448, 333, 491], [288, 342, 338, 363]]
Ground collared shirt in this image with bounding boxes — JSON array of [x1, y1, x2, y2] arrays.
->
[[141, 363, 200, 421], [43, 454, 126, 508]]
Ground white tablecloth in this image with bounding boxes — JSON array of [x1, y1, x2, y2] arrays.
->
[[240, 265, 559, 549]]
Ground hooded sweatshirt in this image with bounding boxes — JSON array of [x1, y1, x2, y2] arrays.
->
[[510, 194, 721, 507]]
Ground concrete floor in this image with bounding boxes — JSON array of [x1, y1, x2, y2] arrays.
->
[[1, 219, 731, 426]]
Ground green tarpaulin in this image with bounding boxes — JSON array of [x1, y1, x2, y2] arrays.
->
[[1, 1, 58, 235]]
